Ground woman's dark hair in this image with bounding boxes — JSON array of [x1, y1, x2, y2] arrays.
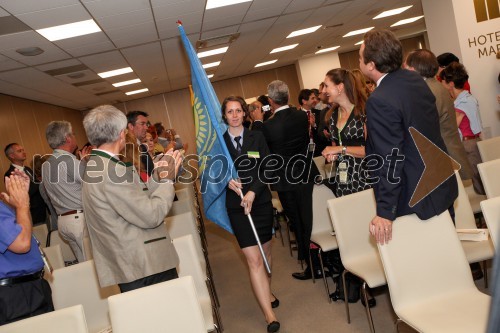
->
[[257, 95, 270, 107], [437, 52, 459, 67], [220, 95, 248, 125], [405, 49, 439, 78], [439, 62, 469, 89], [324, 68, 367, 122], [362, 29, 402, 73]]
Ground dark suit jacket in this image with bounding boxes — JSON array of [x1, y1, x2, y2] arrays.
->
[[262, 106, 319, 192], [4, 165, 47, 223], [311, 108, 330, 156], [250, 120, 264, 132], [366, 69, 458, 221], [223, 129, 272, 209]]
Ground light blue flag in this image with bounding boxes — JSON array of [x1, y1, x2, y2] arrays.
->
[[178, 22, 237, 234]]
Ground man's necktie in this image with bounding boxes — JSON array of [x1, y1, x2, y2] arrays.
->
[[234, 136, 242, 155], [306, 110, 313, 140]]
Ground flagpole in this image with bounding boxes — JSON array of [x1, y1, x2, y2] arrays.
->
[[238, 189, 272, 275]]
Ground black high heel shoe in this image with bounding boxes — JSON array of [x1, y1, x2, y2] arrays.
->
[[267, 321, 280, 333], [271, 294, 280, 308]]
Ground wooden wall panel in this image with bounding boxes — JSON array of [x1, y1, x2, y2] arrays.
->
[[275, 65, 301, 107], [163, 89, 195, 156], [240, 70, 277, 100], [0, 95, 20, 176], [212, 77, 243, 103], [11, 98, 44, 166]]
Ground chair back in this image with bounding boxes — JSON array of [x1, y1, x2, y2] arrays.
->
[[313, 156, 327, 179], [165, 211, 204, 264], [327, 189, 378, 264], [49, 230, 76, 262], [477, 136, 500, 162], [478, 159, 500, 198], [0, 305, 88, 333], [108, 276, 206, 333], [167, 198, 192, 217], [377, 212, 475, 311], [481, 197, 500, 250], [453, 171, 477, 229], [43, 245, 65, 270], [33, 224, 48, 248], [51, 260, 119, 333], [312, 184, 336, 235]]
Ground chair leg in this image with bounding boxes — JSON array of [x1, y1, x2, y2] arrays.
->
[[483, 260, 488, 288], [318, 248, 331, 303], [362, 281, 376, 333], [395, 318, 403, 333], [286, 222, 293, 257], [342, 270, 351, 324], [308, 250, 315, 284]]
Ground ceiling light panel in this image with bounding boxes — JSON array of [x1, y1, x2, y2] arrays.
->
[[98, 67, 133, 78], [373, 5, 413, 19], [343, 27, 374, 37], [112, 79, 141, 87], [355, 40, 364, 45], [36, 19, 101, 41], [202, 61, 221, 69], [206, 0, 252, 10], [315, 46, 340, 54], [126, 88, 149, 95], [391, 16, 424, 27], [287, 25, 322, 38], [197, 46, 229, 59], [207, 74, 214, 79], [255, 60, 277, 67], [270, 44, 298, 54]]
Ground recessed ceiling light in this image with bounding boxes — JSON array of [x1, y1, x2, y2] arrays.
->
[[16, 47, 44, 56], [391, 16, 424, 27], [202, 61, 221, 69], [98, 67, 133, 78], [206, 0, 252, 10], [270, 44, 299, 54], [36, 19, 101, 41], [255, 60, 277, 68], [197, 46, 229, 59], [207, 74, 214, 79], [354, 40, 364, 45], [112, 78, 141, 87], [315, 46, 340, 54], [373, 5, 413, 19], [343, 27, 374, 38], [287, 25, 322, 38], [125, 88, 149, 96]]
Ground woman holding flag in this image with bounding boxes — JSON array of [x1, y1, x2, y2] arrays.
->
[[222, 95, 280, 333]]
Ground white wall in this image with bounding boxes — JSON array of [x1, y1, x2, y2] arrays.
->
[[422, 0, 500, 138], [295, 51, 341, 90]]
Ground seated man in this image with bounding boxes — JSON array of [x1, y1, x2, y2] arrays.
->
[[0, 172, 53, 325]]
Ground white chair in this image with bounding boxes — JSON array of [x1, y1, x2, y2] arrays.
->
[[0, 304, 88, 333], [108, 276, 206, 333], [477, 136, 500, 162], [478, 159, 500, 199], [33, 224, 48, 248], [51, 260, 119, 333], [327, 189, 386, 333], [167, 198, 193, 217], [454, 171, 494, 287], [463, 178, 486, 215], [48, 230, 77, 263], [313, 156, 327, 179], [174, 235, 221, 332], [42, 245, 65, 270], [377, 212, 490, 333], [309, 184, 337, 301], [481, 197, 500, 250]]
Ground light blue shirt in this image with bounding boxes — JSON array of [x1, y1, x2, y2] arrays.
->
[[454, 90, 482, 135]]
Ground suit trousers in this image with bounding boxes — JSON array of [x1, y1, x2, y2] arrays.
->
[[57, 212, 88, 263], [278, 181, 315, 261], [463, 139, 485, 195]]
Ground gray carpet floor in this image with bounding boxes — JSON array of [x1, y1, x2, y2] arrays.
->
[[204, 220, 492, 333]]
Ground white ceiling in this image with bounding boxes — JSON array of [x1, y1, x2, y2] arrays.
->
[[0, 0, 426, 110]]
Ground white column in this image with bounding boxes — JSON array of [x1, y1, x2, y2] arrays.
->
[[422, 0, 500, 138], [295, 52, 341, 90]]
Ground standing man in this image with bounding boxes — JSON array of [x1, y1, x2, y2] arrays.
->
[[262, 80, 320, 280], [0, 172, 53, 325], [248, 100, 265, 131], [126, 111, 154, 177], [42, 121, 92, 263], [4, 143, 47, 226], [359, 29, 458, 245]]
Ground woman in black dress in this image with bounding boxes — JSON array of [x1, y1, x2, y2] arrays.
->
[[221, 96, 280, 333]]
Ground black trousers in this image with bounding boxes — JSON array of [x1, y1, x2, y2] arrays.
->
[[0, 278, 54, 326], [278, 181, 315, 261], [118, 268, 178, 293]]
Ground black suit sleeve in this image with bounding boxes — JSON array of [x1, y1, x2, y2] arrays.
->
[[248, 133, 271, 198], [366, 95, 405, 221]]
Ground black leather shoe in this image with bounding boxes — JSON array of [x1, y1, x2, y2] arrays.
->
[[361, 294, 376, 308], [472, 268, 484, 281], [292, 269, 322, 280], [271, 294, 280, 308], [267, 321, 280, 333]]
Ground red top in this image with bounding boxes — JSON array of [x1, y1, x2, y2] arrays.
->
[[455, 108, 474, 137]]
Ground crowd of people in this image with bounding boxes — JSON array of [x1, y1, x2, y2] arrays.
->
[[0, 28, 491, 332]]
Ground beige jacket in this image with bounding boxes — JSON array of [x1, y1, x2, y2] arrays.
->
[[82, 150, 178, 287]]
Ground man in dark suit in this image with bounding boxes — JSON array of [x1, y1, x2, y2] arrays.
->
[[4, 143, 47, 225], [248, 100, 265, 132], [262, 80, 320, 280], [359, 29, 458, 244]]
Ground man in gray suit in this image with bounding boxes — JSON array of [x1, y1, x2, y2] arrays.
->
[[404, 49, 473, 181], [82, 105, 182, 292]]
